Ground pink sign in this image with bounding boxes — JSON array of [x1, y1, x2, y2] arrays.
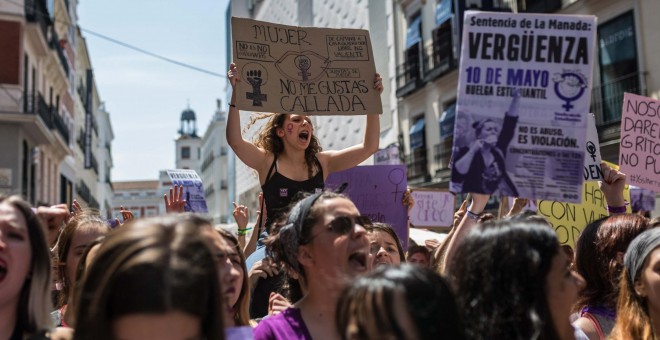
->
[[619, 93, 660, 192]]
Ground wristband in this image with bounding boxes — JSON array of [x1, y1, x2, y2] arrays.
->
[[466, 210, 480, 221], [607, 203, 628, 214], [229, 103, 236, 108], [237, 227, 252, 235]]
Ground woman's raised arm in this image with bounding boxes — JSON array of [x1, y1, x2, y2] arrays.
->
[[226, 63, 269, 171], [318, 73, 383, 175]]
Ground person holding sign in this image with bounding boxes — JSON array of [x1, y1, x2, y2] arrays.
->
[[227, 62, 382, 233], [452, 89, 521, 196]]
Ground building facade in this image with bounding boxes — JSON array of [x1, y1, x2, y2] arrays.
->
[[200, 99, 232, 224], [112, 180, 161, 219], [392, 0, 659, 214], [0, 0, 112, 213]]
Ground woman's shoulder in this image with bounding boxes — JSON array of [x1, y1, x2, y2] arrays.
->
[[253, 308, 309, 340]]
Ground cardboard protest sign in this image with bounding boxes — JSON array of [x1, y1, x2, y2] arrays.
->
[[583, 113, 602, 181], [449, 11, 597, 203], [409, 189, 455, 228], [326, 165, 409, 249], [620, 93, 660, 192], [231, 17, 382, 115], [537, 161, 631, 247], [630, 186, 656, 212], [166, 169, 208, 213]]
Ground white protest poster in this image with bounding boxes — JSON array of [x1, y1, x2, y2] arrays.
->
[[166, 169, 208, 213], [583, 113, 603, 181], [409, 189, 455, 228], [449, 11, 596, 203], [231, 17, 382, 115]]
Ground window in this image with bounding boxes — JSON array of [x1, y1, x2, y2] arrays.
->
[[181, 146, 191, 159], [597, 11, 640, 124]]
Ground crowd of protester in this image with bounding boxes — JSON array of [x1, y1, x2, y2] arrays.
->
[[3, 63, 660, 340]]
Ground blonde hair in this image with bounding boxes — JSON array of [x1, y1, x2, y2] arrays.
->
[[610, 269, 656, 339]]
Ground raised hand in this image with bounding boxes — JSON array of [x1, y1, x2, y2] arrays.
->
[[164, 185, 186, 213], [232, 202, 249, 230], [71, 200, 83, 217], [36, 204, 70, 246], [248, 257, 280, 287], [120, 206, 134, 224], [506, 197, 529, 217], [599, 162, 627, 209], [228, 63, 239, 89], [374, 73, 383, 94]]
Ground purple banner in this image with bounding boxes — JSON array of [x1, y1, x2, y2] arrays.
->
[[326, 165, 409, 250]]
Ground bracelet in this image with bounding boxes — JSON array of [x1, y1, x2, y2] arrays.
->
[[466, 210, 480, 221], [237, 227, 252, 236], [607, 203, 628, 214], [229, 103, 236, 108]]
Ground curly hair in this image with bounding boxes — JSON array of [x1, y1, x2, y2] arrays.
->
[[250, 113, 323, 178]]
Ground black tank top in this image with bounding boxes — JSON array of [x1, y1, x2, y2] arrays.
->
[[261, 156, 325, 231]]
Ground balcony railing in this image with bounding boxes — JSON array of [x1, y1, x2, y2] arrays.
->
[[395, 44, 423, 98], [433, 144, 453, 171], [405, 151, 429, 180], [89, 152, 99, 175], [51, 108, 70, 143], [25, 0, 50, 39], [423, 24, 457, 82], [590, 72, 646, 127], [49, 29, 70, 76]]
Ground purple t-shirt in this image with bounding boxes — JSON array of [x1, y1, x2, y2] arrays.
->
[[253, 308, 313, 340]]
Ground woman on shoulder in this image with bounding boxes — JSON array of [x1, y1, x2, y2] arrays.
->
[[226, 62, 383, 241]]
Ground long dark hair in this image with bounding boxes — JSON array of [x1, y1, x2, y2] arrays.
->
[[336, 264, 465, 339], [447, 219, 560, 340], [215, 227, 251, 326], [574, 214, 650, 312], [74, 215, 224, 340]]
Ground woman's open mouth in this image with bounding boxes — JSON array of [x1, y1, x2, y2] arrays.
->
[[298, 131, 310, 143], [348, 251, 367, 272]]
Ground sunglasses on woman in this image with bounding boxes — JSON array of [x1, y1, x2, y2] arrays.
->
[[304, 215, 372, 243]]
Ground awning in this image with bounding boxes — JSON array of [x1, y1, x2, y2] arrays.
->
[[435, 0, 452, 26], [439, 103, 456, 139], [405, 15, 422, 49], [409, 118, 426, 149]]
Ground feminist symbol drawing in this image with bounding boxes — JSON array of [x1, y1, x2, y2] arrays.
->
[[243, 63, 268, 106], [295, 55, 311, 82], [388, 168, 405, 203], [586, 141, 597, 162], [553, 71, 587, 111]]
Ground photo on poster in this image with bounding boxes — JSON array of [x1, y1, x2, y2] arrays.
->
[[449, 11, 597, 203]]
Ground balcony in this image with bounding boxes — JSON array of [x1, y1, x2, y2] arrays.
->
[[24, 0, 51, 40], [76, 180, 99, 209], [89, 152, 99, 175], [51, 108, 69, 144], [433, 144, 452, 171], [590, 72, 646, 129], [395, 43, 424, 98], [405, 150, 429, 181], [423, 23, 457, 82], [49, 29, 69, 77]]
